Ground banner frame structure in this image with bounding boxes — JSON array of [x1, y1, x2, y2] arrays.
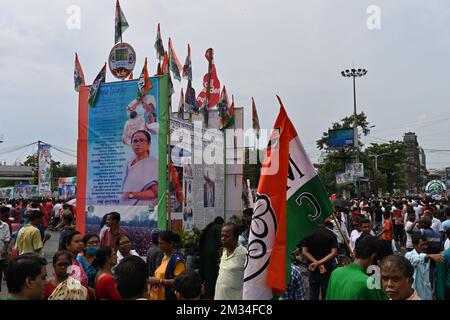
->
[[76, 75, 169, 235]]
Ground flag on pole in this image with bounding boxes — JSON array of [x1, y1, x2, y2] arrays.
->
[[252, 97, 261, 139], [177, 88, 185, 119], [185, 80, 198, 114], [88, 63, 107, 107], [168, 38, 182, 81], [161, 51, 169, 74], [243, 96, 333, 299], [226, 95, 235, 129], [182, 44, 192, 81], [74, 53, 85, 92], [114, 0, 129, 44], [137, 58, 152, 100], [154, 23, 165, 61], [217, 86, 230, 129]]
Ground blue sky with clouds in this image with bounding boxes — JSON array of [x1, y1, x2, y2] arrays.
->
[[0, 0, 449, 169]]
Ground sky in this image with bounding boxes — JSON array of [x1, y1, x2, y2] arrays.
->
[[0, 0, 449, 171]]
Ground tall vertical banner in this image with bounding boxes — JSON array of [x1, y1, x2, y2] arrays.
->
[[38, 143, 52, 195], [77, 75, 168, 255]]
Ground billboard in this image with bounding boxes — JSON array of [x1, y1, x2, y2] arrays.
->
[[345, 163, 364, 177], [328, 128, 354, 147], [336, 172, 354, 184], [14, 184, 38, 199], [0, 187, 14, 199], [169, 117, 225, 231], [58, 177, 77, 199], [77, 76, 169, 255], [38, 143, 52, 195]]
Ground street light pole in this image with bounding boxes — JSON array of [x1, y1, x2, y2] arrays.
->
[[341, 68, 367, 197]]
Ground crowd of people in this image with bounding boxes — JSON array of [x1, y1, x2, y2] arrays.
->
[[0, 196, 449, 300]]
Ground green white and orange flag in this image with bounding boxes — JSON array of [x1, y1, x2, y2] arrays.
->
[[74, 52, 85, 92], [168, 38, 182, 81], [154, 23, 165, 62], [137, 57, 152, 100], [243, 96, 333, 299], [177, 88, 185, 119], [88, 63, 106, 107], [114, 0, 129, 44], [252, 97, 261, 139], [182, 44, 192, 81]]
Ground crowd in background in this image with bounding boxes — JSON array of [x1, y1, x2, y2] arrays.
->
[[0, 196, 449, 300]]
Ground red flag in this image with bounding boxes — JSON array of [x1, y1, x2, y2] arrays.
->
[[197, 48, 220, 109], [169, 162, 184, 204]]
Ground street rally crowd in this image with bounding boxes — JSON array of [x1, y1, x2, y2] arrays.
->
[[0, 197, 449, 300]]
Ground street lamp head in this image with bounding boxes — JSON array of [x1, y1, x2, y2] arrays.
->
[[341, 71, 345, 77], [351, 68, 356, 73]]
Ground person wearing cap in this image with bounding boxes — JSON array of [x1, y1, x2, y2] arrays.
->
[[14, 211, 50, 256]]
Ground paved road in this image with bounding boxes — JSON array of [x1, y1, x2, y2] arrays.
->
[[0, 229, 60, 299]]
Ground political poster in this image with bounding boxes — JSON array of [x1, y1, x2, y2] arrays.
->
[[0, 187, 14, 199], [336, 172, 354, 184], [38, 143, 52, 195], [345, 163, 364, 177], [77, 76, 169, 255], [14, 184, 38, 199], [169, 116, 224, 231]]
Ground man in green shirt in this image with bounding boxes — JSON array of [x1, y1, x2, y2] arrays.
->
[[5, 253, 47, 300], [326, 235, 388, 300]]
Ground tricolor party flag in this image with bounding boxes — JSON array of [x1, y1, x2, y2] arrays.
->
[[182, 44, 192, 81], [137, 58, 152, 100], [177, 88, 185, 119], [185, 80, 198, 114], [243, 96, 333, 299], [88, 63, 106, 107], [74, 52, 85, 92], [252, 97, 261, 139], [114, 0, 129, 44], [168, 38, 182, 81], [154, 23, 165, 62], [217, 86, 230, 129]]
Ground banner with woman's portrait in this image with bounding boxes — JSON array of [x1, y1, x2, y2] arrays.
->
[[77, 76, 169, 255], [38, 143, 52, 195]]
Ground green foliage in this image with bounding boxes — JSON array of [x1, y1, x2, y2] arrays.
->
[[173, 226, 201, 255], [316, 112, 371, 150]]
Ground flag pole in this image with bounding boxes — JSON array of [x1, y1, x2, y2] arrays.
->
[[330, 212, 353, 258], [204, 49, 213, 128], [167, 80, 172, 231]]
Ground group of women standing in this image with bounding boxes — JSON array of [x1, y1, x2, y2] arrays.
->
[[43, 229, 186, 300]]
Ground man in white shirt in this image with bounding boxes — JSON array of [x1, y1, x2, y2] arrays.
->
[[0, 218, 11, 290], [215, 223, 247, 300], [331, 210, 350, 255], [423, 210, 443, 234]]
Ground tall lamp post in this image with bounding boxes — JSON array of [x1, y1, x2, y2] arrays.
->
[[341, 68, 367, 196]]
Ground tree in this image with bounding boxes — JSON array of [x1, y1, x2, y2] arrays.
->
[[363, 141, 407, 195], [243, 147, 262, 189], [315, 112, 372, 196], [316, 112, 371, 150]]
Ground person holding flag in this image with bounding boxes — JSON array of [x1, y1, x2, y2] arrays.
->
[[243, 96, 334, 300]]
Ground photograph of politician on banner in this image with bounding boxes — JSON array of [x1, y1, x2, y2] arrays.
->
[[86, 80, 160, 208], [204, 167, 215, 208], [38, 143, 52, 194]]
